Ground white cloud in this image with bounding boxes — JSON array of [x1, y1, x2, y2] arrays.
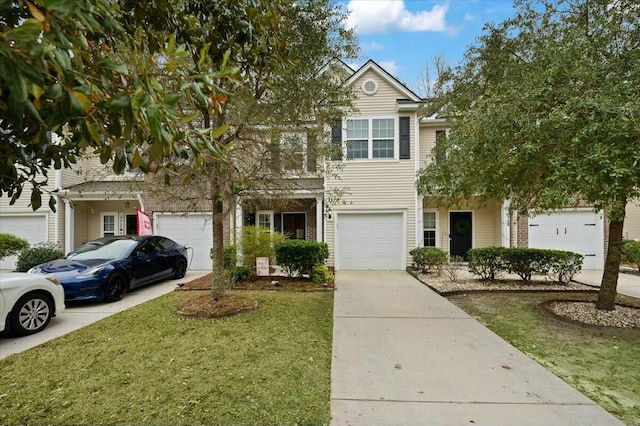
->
[[346, 0, 449, 35], [378, 60, 401, 78], [464, 12, 474, 22], [362, 41, 384, 52]]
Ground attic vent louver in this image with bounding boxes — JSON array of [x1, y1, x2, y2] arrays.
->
[[362, 79, 378, 95]]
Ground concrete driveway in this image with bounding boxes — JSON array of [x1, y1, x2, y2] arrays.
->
[[330, 271, 623, 426], [574, 269, 640, 299], [0, 270, 209, 360]]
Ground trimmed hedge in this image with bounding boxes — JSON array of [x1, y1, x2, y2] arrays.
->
[[623, 240, 640, 272], [274, 240, 329, 277], [409, 247, 448, 273], [16, 242, 64, 272], [228, 266, 253, 284], [467, 247, 508, 280], [0, 233, 29, 260], [468, 247, 583, 283]]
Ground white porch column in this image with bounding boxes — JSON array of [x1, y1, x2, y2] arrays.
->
[[316, 195, 323, 242], [64, 199, 75, 253], [235, 200, 243, 265]]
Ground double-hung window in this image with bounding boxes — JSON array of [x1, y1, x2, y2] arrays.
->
[[372, 119, 394, 158], [346, 119, 369, 159], [346, 118, 396, 160], [423, 211, 437, 247]]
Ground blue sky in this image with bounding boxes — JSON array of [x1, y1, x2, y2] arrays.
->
[[341, 0, 518, 95]]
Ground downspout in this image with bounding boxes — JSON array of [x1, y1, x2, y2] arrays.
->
[[54, 169, 61, 249]]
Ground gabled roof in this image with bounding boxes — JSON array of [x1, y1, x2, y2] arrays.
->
[[319, 58, 355, 78], [346, 59, 423, 103]]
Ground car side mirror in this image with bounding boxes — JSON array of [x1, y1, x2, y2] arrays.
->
[[135, 250, 145, 258]]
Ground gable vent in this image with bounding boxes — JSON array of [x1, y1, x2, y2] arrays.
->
[[362, 79, 378, 95]]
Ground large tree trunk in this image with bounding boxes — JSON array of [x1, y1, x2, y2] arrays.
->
[[596, 218, 625, 310], [210, 170, 226, 300]]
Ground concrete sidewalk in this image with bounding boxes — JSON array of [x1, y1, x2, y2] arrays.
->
[[330, 271, 623, 426], [0, 270, 209, 360], [573, 269, 640, 299]]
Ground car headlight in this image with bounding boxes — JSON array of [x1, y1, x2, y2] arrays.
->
[[76, 266, 107, 278]]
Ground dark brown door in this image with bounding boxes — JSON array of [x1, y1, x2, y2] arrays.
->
[[282, 213, 305, 239]]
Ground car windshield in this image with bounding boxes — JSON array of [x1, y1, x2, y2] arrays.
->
[[69, 240, 139, 260]]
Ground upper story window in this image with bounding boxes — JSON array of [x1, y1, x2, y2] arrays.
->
[[271, 130, 317, 173], [345, 118, 396, 160], [434, 130, 447, 164]]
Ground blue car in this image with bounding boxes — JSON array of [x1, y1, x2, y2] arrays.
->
[[29, 236, 189, 302]]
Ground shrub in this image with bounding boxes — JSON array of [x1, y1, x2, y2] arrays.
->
[[227, 266, 254, 284], [275, 240, 329, 277], [547, 250, 584, 283], [502, 248, 551, 281], [0, 233, 29, 259], [468, 247, 508, 280], [16, 242, 64, 272], [240, 226, 286, 270], [224, 245, 237, 268], [623, 240, 640, 272], [309, 264, 335, 284], [442, 255, 465, 282], [409, 247, 448, 273]]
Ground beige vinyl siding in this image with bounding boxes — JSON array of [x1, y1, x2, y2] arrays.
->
[[423, 198, 503, 254], [419, 125, 447, 168], [352, 70, 403, 116], [326, 162, 417, 267], [325, 69, 419, 268], [625, 201, 640, 240]]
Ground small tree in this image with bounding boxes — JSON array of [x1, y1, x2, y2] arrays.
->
[[240, 226, 286, 271], [0, 233, 29, 259]]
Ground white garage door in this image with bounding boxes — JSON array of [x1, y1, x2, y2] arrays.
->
[[154, 214, 213, 270], [336, 213, 404, 270], [529, 211, 603, 269], [0, 215, 47, 270]]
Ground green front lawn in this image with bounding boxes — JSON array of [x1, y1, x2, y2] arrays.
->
[[448, 292, 640, 425], [0, 290, 333, 425]]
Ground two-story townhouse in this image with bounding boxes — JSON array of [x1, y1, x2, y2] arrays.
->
[[2, 59, 638, 271], [321, 60, 507, 270]]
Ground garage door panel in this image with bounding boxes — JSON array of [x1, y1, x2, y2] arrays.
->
[[336, 213, 404, 270], [529, 211, 602, 269], [0, 215, 47, 270], [154, 214, 212, 270]]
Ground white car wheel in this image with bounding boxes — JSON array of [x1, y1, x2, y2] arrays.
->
[[11, 294, 53, 336]]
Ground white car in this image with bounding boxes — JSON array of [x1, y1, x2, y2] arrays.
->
[[0, 272, 65, 336]]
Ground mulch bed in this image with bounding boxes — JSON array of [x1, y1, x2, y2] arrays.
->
[[174, 273, 333, 318], [176, 273, 334, 292]]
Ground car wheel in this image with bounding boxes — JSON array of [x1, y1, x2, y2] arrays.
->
[[9, 293, 53, 336], [174, 257, 187, 279], [104, 272, 129, 303]]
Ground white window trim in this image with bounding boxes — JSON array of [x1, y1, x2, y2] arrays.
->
[[423, 209, 438, 248], [256, 210, 274, 234], [280, 132, 308, 173], [101, 212, 118, 237], [344, 116, 399, 161]]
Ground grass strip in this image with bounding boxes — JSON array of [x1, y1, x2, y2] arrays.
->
[[448, 292, 640, 426], [0, 290, 333, 425]]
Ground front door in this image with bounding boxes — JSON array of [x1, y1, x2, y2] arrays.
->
[[450, 212, 472, 260], [282, 213, 306, 239]]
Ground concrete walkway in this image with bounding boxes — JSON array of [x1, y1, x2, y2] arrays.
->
[[0, 270, 209, 360], [330, 271, 623, 426], [573, 269, 640, 299]]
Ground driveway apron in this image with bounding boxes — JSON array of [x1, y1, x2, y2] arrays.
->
[[330, 270, 623, 426]]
